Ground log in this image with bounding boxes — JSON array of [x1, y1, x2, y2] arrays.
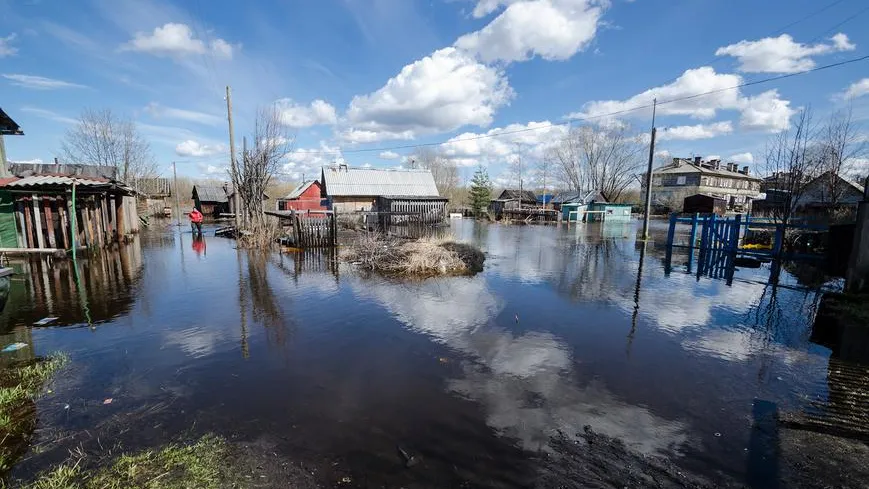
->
[[43, 198, 57, 248]]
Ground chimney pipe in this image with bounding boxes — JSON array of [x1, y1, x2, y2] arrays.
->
[[54, 157, 59, 164], [694, 156, 702, 166], [742, 166, 750, 176], [673, 157, 681, 167]]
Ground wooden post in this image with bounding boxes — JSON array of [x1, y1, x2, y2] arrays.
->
[[100, 195, 110, 243], [21, 200, 33, 248], [115, 194, 125, 240], [43, 198, 57, 248], [83, 199, 94, 247], [58, 196, 70, 250], [108, 195, 117, 241], [31, 194, 45, 249]]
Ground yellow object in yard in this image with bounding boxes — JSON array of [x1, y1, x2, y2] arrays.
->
[[741, 243, 772, 250]]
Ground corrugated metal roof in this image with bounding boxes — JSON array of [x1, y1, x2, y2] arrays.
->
[[193, 185, 228, 203], [4, 175, 111, 187], [321, 167, 439, 197], [285, 180, 317, 199]]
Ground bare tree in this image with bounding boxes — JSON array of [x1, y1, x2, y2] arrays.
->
[[547, 125, 645, 201], [815, 106, 867, 206], [536, 156, 553, 208], [762, 108, 821, 226], [61, 109, 158, 182], [410, 146, 459, 202], [232, 105, 293, 245]]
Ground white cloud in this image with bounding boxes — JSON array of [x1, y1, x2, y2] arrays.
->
[[729, 152, 754, 164], [344, 47, 513, 142], [440, 120, 568, 167], [144, 103, 222, 126], [9, 158, 44, 165], [573, 67, 795, 133], [3, 74, 87, 90], [574, 67, 742, 121], [738, 89, 795, 133], [658, 121, 733, 141], [715, 33, 855, 74], [455, 0, 608, 63], [276, 99, 337, 128], [378, 150, 401, 160], [705, 154, 721, 162], [121, 23, 236, 59], [199, 164, 228, 176], [20, 107, 78, 124], [281, 143, 342, 180], [175, 140, 227, 157], [0, 33, 17, 57], [842, 78, 869, 100]]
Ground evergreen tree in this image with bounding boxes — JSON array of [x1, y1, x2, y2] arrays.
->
[[468, 167, 492, 218]]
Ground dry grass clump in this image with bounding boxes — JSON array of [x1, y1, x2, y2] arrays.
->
[[343, 233, 484, 276]]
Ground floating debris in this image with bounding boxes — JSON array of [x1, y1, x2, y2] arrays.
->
[[438, 357, 449, 364], [397, 445, 419, 468], [34, 317, 59, 326], [2, 342, 28, 352], [103, 398, 114, 405]]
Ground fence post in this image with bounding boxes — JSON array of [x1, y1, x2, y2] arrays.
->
[[664, 212, 677, 274]]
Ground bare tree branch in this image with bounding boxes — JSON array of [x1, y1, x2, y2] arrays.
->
[[61, 108, 158, 182], [547, 125, 644, 201]]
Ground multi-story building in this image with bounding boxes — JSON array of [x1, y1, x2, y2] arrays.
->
[[651, 156, 762, 212]]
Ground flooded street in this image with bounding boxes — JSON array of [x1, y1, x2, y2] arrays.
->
[[0, 220, 854, 487]]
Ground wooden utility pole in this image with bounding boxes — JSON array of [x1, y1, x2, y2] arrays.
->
[[172, 161, 181, 227], [641, 99, 657, 241], [225, 85, 241, 231]]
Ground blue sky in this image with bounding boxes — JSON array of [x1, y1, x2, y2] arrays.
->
[[1, 0, 868, 185]]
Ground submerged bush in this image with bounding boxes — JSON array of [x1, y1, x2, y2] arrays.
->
[[342, 233, 484, 276]]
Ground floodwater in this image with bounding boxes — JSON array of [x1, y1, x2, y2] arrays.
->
[[0, 220, 857, 487]]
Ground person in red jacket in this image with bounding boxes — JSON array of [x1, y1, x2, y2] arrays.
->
[[189, 207, 203, 235]]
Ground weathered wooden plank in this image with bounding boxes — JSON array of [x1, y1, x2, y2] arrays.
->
[[43, 198, 57, 248], [14, 200, 26, 248], [58, 197, 70, 250], [21, 200, 34, 248], [31, 195, 45, 249], [115, 195, 125, 238]]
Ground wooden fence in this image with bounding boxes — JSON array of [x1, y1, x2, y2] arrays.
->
[[291, 211, 337, 248]]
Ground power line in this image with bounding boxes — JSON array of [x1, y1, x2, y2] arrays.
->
[[285, 54, 869, 157]]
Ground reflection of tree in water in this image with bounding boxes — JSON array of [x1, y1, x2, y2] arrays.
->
[[555, 237, 637, 304], [239, 252, 291, 348]]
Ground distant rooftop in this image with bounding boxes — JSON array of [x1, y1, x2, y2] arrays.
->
[[0, 107, 23, 136]]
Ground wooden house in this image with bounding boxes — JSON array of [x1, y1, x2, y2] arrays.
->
[[320, 165, 445, 218], [276, 180, 326, 211], [192, 184, 230, 217], [0, 167, 139, 252], [683, 194, 727, 216]]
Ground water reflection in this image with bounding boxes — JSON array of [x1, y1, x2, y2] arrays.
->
[[0, 240, 143, 331], [349, 275, 688, 455]]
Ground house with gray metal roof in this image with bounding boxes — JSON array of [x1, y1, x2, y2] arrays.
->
[[320, 165, 444, 214]]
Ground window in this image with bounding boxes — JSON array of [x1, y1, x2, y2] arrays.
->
[[653, 177, 662, 186], [676, 176, 686, 185]]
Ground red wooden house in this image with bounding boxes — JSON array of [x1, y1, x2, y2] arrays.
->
[[276, 180, 327, 212]]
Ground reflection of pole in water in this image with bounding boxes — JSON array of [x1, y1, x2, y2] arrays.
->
[[237, 249, 249, 359], [627, 240, 647, 356]]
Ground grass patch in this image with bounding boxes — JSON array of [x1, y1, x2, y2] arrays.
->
[[14, 435, 253, 489], [0, 353, 69, 473], [342, 233, 485, 277]]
